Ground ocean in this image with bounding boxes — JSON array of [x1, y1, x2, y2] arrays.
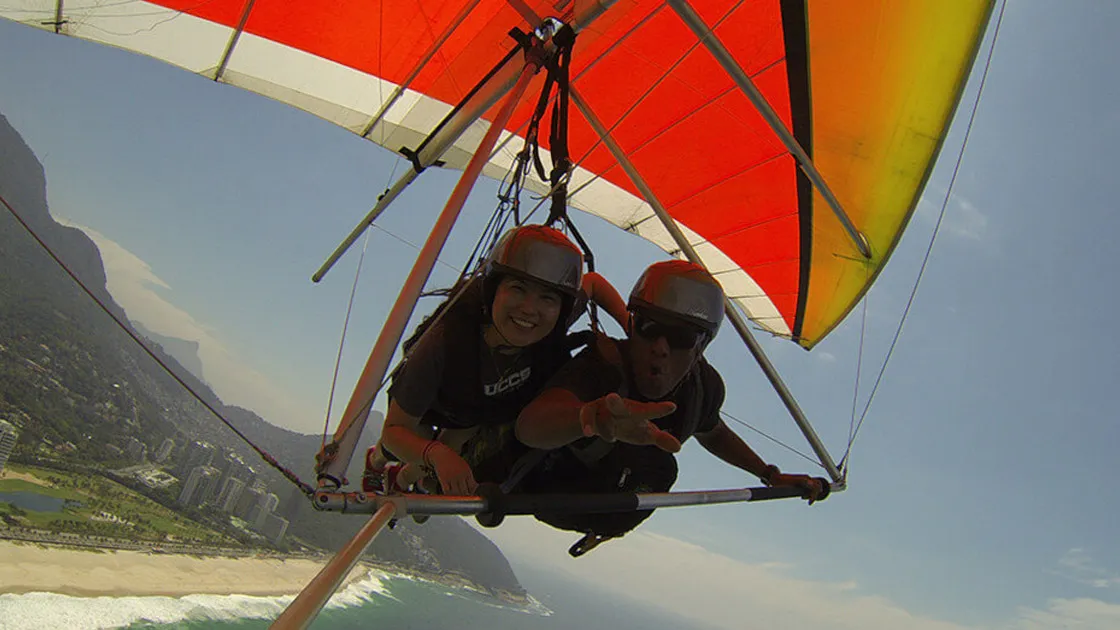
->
[[0, 564, 713, 630]]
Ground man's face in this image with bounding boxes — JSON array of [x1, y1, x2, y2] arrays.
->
[[627, 311, 705, 399]]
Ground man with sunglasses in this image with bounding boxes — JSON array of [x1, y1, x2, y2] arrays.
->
[[515, 260, 824, 556]]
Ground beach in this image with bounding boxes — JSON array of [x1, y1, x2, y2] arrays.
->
[[0, 540, 367, 597]]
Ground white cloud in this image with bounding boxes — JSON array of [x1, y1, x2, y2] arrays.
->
[[916, 192, 945, 222], [1052, 548, 1120, 589], [480, 519, 969, 630], [1008, 598, 1120, 630], [947, 197, 989, 241], [67, 223, 317, 431], [476, 520, 1120, 630], [913, 193, 988, 242]]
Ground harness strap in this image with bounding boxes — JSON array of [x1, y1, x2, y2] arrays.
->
[[499, 448, 552, 493]]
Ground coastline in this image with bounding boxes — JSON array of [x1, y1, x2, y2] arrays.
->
[[0, 538, 532, 610], [1, 466, 531, 607], [0, 539, 371, 598]]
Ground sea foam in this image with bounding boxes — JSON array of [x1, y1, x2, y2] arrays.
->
[[0, 567, 398, 629]]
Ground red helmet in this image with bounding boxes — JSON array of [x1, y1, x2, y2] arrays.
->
[[627, 260, 725, 338], [484, 225, 583, 297]]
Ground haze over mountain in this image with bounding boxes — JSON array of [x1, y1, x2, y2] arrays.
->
[[130, 319, 207, 386]]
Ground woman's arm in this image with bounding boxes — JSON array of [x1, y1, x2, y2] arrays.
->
[[380, 400, 478, 495]]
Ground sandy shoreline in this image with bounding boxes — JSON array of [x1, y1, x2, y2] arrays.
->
[[0, 540, 372, 598]]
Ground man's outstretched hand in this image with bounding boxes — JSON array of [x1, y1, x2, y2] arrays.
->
[[580, 393, 682, 453]]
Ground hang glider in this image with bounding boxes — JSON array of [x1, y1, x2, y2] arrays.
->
[[1, 2, 997, 628]]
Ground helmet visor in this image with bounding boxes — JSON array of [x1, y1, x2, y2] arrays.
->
[[495, 235, 582, 296], [631, 272, 724, 332]]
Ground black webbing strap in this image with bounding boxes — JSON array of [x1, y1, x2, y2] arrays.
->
[[518, 24, 576, 227], [544, 24, 575, 228]]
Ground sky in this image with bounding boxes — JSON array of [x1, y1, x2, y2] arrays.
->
[[2, 1, 1120, 629]]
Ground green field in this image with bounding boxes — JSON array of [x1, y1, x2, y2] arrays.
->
[[0, 464, 233, 545]]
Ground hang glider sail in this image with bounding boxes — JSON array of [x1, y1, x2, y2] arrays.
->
[[3, 0, 993, 348]]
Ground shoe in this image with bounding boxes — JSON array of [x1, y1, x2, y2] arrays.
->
[[383, 462, 407, 494], [363, 460, 407, 497], [361, 467, 385, 494], [361, 446, 385, 494], [568, 533, 615, 558]]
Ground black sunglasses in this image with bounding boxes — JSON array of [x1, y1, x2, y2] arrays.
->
[[631, 314, 706, 350]]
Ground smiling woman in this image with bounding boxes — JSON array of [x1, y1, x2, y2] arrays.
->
[[369, 224, 624, 498]]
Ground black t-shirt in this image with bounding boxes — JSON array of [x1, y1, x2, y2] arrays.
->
[[544, 338, 724, 441], [388, 321, 536, 416], [386, 277, 593, 429]]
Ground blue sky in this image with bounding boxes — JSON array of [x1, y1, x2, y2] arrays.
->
[[2, 2, 1120, 628]]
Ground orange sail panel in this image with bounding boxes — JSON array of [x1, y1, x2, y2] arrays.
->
[[0, 0, 994, 347]]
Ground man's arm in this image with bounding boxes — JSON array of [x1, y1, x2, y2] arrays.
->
[[694, 420, 772, 479], [517, 389, 681, 452], [515, 387, 589, 449], [695, 420, 825, 501]]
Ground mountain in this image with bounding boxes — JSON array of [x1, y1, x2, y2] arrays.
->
[[131, 320, 207, 386], [0, 111, 525, 597]]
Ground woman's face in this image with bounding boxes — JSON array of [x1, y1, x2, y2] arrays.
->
[[489, 275, 564, 347]]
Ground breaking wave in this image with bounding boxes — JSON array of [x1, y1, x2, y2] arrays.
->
[[0, 567, 397, 630]]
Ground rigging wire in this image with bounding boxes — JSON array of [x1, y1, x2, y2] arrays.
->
[[320, 158, 405, 449], [840, 0, 1008, 468], [844, 269, 871, 475], [369, 222, 462, 275], [319, 221, 377, 453], [721, 411, 822, 468], [0, 190, 317, 496]]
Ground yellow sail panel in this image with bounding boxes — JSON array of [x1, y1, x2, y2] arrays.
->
[[796, 0, 995, 347]]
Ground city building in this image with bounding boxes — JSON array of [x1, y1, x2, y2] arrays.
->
[[0, 419, 19, 473], [177, 440, 216, 477], [217, 477, 245, 513], [125, 437, 147, 462], [177, 465, 221, 506], [258, 512, 289, 544], [154, 438, 174, 463]]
